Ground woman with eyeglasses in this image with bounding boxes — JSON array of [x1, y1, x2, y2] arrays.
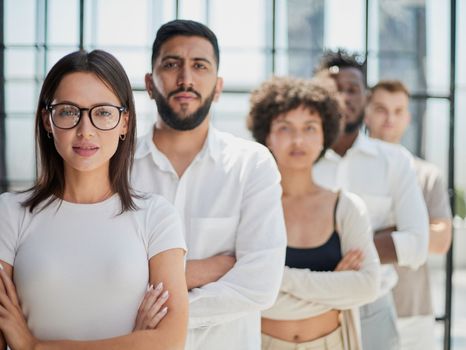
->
[[248, 77, 380, 350], [0, 50, 188, 349]]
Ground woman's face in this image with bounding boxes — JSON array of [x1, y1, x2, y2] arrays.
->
[[266, 106, 324, 170], [42, 72, 128, 177]]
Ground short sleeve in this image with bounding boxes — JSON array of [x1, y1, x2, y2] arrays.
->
[[144, 195, 187, 259], [422, 168, 452, 220], [0, 192, 24, 265]]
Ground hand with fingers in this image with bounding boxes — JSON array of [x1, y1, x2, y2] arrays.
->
[[133, 282, 170, 331], [0, 265, 38, 350], [334, 249, 364, 272]]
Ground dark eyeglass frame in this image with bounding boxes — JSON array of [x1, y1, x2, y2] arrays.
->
[[45, 102, 127, 131]]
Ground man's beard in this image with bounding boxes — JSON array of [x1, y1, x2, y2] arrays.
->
[[152, 85, 216, 131], [344, 112, 364, 134]]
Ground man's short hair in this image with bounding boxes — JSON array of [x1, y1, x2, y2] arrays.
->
[[315, 48, 366, 80], [369, 79, 410, 100], [151, 19, 220, 70], [247, 76, 341, 160]]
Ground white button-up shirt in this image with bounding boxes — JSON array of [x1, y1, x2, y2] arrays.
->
[[313, 133, 428, 295], [132, 126, 287, 350]]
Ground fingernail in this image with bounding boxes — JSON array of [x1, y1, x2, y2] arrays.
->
[[147, 284, 153, 292], [161, 306, 168, 314], [155, 282, 163, 292], [0, 263, 3, 270], [162, 290, 169, 299]]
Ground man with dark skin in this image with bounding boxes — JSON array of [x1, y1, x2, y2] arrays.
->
[[313, 50, 429, 350]]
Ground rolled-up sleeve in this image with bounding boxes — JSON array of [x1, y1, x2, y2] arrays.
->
[[391, 151, 429, 269], [188, 152, 287, 329]]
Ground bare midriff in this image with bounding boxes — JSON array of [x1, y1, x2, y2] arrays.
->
[[261, 310, 340, 343]]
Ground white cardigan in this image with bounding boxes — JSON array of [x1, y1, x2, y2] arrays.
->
[[262, 191, 381, 350]]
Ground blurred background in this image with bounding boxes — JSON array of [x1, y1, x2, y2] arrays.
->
[[0, 0, 464, 348]]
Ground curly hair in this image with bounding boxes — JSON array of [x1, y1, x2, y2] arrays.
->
[[247, 76, 341, 159]]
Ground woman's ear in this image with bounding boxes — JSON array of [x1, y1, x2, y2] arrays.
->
[[42, 108, 52, 133], [121, 113, 129, 135]]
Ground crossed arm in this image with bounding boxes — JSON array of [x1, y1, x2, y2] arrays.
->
[[0, 249, 188, 350]]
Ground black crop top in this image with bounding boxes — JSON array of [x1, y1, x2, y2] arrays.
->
[[285, 193, 342, 272]]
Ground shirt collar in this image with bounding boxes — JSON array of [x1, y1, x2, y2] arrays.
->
[[323, 132, 379, 161], [352, 132, 379, 156], [134, 124, 222, 165]]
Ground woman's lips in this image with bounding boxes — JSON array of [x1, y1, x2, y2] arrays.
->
[[72, 145, 99, 157]]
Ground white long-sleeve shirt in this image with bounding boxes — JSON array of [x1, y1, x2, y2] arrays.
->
[[313, 133, 429, 296], [132, 126, 287, 350]]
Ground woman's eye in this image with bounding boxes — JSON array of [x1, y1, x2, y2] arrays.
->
[[58, 108, 78, 117]]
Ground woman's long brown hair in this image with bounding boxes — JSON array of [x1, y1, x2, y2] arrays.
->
[[22, 50, 138, 213]]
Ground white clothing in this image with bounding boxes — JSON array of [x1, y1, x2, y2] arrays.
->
[[313, 133, 429, 297], [262, 191, 380, 350], [397, 315, 436, 350], [132, 127, 287, 350], [0, 192, 186, 341], [360, 293, 399, 350]]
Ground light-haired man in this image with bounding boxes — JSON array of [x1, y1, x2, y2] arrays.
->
[[365, 79, 452, 350]]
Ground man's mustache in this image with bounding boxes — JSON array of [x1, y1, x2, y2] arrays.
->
[[168, 87, 202, 99]]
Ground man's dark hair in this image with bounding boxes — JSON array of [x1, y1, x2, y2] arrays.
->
[[151, 19, 220, 70], [315, 48, 366, 81]]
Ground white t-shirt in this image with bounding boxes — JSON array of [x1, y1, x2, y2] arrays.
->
[[0, 192, 186, 341]]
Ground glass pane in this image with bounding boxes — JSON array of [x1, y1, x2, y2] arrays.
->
[[455, 0, 466, 220], [134, 90, 156, 138], [110, 49, 151, 88], [423, 98, 449, 180], [455, 91, 466, 219], [209, 0, 267, 49], [179, 0, 206, 22], [278, 0, 364, 77], [220, 50, 267, 89], [457, 0, 466, 87], [211, 93, 250, 140], [6, 116, 36, 186], [92, 0, 150, 46], [369, 0, 450, 95], [275, 49, 323, 78], [5, 0, 36, 45], [48, 0, 79, 45], [425, 0, 450, 95], [5, 81, 38, 114], [323, 0, 365, 51], [5, 48, 37, 79]]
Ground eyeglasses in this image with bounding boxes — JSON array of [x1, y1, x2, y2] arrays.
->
[[46, 103, 127, 131]]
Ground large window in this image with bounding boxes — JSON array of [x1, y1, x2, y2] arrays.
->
[[2, 0, 459, 191], [0, 0, 463, 348]]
